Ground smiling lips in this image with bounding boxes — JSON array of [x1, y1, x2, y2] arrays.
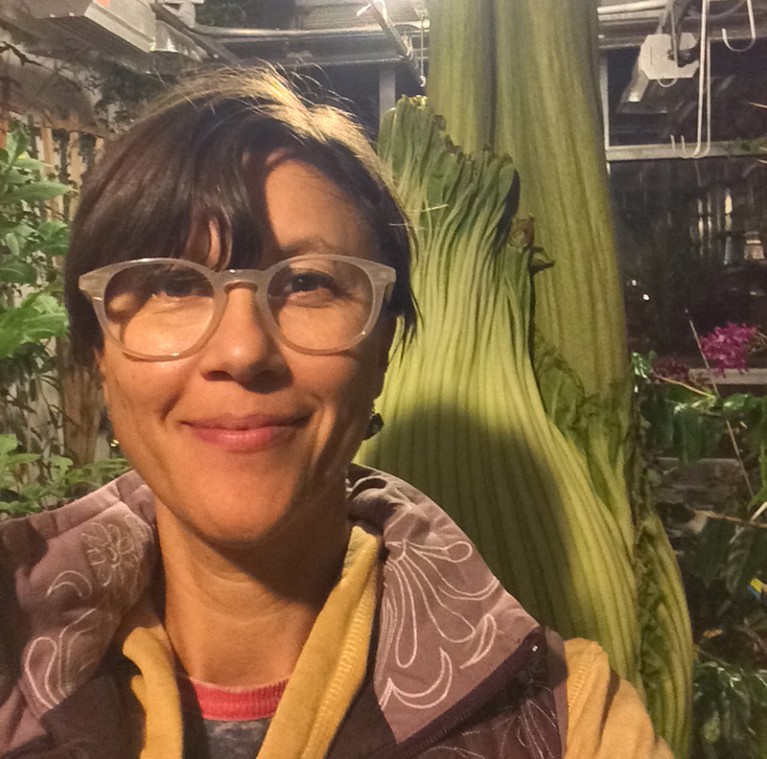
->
[[184, 414, 306, 453]]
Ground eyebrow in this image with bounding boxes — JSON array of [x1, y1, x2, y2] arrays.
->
[[277, 237, 358, 258]]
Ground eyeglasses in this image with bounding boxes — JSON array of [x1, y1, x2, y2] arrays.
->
[[78, 255, 396, 360]]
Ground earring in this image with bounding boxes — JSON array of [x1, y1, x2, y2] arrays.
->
[[364, 410, 384, 440]]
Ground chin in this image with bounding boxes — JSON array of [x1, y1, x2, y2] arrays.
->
[[184, 502, 292, 550]]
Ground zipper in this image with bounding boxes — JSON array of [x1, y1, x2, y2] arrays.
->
[[368, 628, 548, 759]]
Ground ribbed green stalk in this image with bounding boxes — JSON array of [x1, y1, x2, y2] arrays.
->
[[423, 2, 693, 754], [429, 0, 622, 395], [633, 468, 694, 755], [361, 99, 640, 681]]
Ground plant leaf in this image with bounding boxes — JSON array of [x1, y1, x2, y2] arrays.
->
[[0, 434, 19, 456], [0, 293, 68, 358], [0, 181, 69, 205], [0, 258, 37, 285]]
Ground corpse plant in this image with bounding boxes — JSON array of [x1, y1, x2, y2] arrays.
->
[[360, 1, 693, 754]]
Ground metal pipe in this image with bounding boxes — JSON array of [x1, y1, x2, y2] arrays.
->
[[363, 1, 425, 88], [170, 13, 429, 88], [600, 0, 746, 17], [192, 22, 389, 39], [599, 1, 665, 14], [244, 55, 406, 69], [606, 140, 754, 161], [212, 31, 391, 46], [190, 21, 429, 40]]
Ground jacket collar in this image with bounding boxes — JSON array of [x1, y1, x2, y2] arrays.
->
[[0, 466, 540, 753], [345, 465, 541, 746], [0, 472, 156, 753]]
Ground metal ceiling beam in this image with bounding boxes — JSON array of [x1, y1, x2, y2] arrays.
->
[[246, 52, 410, 68], [599, 0, 767, 48], [358, 2, 425, 88], [193, 22, 391, 39], [599, 1, 665, 14], [607, 140, 760, 161]]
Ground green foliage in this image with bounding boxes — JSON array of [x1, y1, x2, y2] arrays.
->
[[90, 62, 169, 126], [365, 99, 697, 757], [640, 365, 767, 470], [0, 126, 70, 373], [0, 434, 128, 516], [684, 515, 767, 758], [0, 123, 128, 517], [430, 0, 627, 396], [635, 356, 767, 757], [694, 656, 767, 758], [0, 293, 67, 358]]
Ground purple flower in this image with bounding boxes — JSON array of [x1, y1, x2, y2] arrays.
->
[[699, 323, 759, 374]]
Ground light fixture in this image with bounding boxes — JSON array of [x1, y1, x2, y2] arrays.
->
[[744, 231, 765, 262]]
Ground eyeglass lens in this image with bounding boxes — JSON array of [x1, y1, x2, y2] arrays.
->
[[101, 258, 376, 357]]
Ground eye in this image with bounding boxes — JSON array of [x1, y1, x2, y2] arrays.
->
[[285, 271, 337, 294], [151, 269, 207, 298], [270, 267, 342, 302]]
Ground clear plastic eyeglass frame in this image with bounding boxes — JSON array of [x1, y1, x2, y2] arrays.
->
[[78, 255, 397, 360]]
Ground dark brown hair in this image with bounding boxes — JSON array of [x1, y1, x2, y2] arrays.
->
[[64, 66, 416, 365]]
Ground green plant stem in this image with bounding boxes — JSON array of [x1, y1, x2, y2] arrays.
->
[[689, 508, 767, 530], [657, 376, 716, 399]]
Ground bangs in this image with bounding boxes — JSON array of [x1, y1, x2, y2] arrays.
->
[[175, 127, 266, 271], [180, 203, 263, 272], [65, 67, 417, 367]]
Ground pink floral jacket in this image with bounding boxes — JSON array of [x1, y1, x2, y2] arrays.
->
[[0, 466, 567, 758]]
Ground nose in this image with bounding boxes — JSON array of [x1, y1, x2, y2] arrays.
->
[[196, 287, 287, 383]]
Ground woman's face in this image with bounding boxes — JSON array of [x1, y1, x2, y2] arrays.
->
[[97, 156, 394, 548]]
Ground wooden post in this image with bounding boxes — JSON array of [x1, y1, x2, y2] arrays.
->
[[0, 76, 10, 149], [40, 124, 65, 220], [59, 342, 102, 466], [57, 125, 103, 465]]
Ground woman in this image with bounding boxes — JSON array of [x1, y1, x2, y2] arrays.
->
[[0, 69, 671, 758]]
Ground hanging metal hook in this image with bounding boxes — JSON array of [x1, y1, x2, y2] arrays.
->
[[723, 0, 756, 52], [658, 0, 680, 87], [698, 36, 713, 158], [671, 0, 712, 158]]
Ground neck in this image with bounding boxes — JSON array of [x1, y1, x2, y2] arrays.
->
[[156, 493, 350, 688]]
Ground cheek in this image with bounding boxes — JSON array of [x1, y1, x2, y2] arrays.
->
[[313, 351, 386, 445], [307, 369, 375, 482], [333, 344, 387, 407], [312, 363, 371, 422], [101, 360, 183, 439]]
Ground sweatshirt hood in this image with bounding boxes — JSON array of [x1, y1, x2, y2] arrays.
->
[[0, 465, 540, 753]]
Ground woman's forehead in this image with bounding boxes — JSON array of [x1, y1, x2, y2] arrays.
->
[[258, 158, 378, 262], [179, 153, 376, 271]]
